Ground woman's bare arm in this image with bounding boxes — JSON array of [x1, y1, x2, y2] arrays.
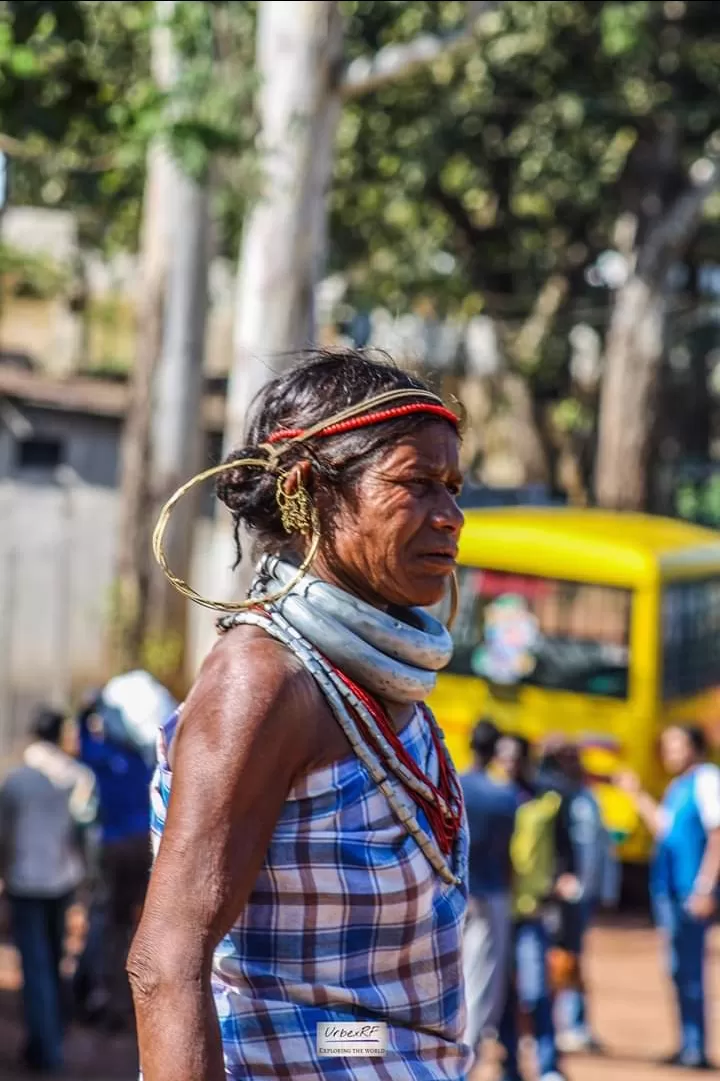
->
[[127, 630, 321, 1081]]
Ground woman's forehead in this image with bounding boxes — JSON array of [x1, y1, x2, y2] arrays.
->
[[378, 425, 461, 468]]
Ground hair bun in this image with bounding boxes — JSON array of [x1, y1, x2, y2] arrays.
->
[[215, 445, 281, 561]]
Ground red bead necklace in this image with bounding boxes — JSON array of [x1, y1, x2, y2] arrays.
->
[[333, 667, 463, 856]]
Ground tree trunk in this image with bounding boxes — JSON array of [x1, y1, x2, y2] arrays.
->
[[594, 277, 665, 510], [114, 0, 210, 682], [146, 166, 210, 690], [114, 149, 173, 670], [594, 154, 719, 511], [201, 0, 344, 658], [223, 0, 344, 453]]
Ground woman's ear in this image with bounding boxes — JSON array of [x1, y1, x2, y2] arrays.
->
[[278, 459, 312, 498]]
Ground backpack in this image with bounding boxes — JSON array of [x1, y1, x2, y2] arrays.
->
[[511, 790, 562, 918]]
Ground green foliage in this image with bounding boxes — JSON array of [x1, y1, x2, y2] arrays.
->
[[0, 0, 257, 253], [0, 1, 154, 249], [675, 473, 720, 527], [2, 0, 720, 357], [165, 1, 257, 181], [335, 0, 720, 342], [0, 241, 70, 297]]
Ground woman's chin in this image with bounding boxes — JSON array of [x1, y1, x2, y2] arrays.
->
[[392, 575, 452, 611]]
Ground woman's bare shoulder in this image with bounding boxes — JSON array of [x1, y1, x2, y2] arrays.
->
[[208, 622, 307, 683], [171, 623, 327, 774]]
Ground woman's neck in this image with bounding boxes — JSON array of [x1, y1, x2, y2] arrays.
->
[[310, 553, 390, 611]]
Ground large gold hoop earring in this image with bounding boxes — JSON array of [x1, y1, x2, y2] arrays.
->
[[152, 457, 321, 613], [447, 570, 459, 631]]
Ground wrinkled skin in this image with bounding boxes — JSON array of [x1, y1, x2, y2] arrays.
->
[[314, 421, 463, 609], [128, 421, 463, 1081]]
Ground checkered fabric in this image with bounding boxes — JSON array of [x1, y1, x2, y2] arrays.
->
[[151, 705, 470, 1080]]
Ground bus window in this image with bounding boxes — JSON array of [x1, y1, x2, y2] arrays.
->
[[448, 568, 631, 698], [662, 579, 720, 700]]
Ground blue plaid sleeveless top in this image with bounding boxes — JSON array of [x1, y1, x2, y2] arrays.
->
[[151, 705, 470, 1080]]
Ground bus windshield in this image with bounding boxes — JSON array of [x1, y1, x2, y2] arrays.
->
[[447, 568, 631, 698]]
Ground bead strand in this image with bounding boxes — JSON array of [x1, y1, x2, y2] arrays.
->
[[223, 602, 444, 811], [261, 604, 458, 826], [222, 608, 460, 886], [265, 402, 459, 445], [237, 610, 459, 885]]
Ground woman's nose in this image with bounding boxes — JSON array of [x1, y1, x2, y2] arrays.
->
[[432, 494, 464, 535]]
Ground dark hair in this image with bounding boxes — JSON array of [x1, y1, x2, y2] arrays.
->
[[32, 707, 65, 745], [538, 736, 578, 774], [470, 718, 500, 765], [76, 689, 102, 730], [671, 723, 708, 757], [498, 732, 531, 757], [502, 733, 534, 794], [216, 350, 457, 567]]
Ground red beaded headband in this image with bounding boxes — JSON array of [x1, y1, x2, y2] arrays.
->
[[266, 401, 459, 446]]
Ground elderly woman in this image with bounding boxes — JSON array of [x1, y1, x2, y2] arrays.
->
[[128, 352, 469, 1080]]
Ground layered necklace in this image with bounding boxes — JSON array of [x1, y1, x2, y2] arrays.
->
[[218, 558, 464, 886]]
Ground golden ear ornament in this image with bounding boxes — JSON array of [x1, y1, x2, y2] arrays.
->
[[151, 456, 320, 613]]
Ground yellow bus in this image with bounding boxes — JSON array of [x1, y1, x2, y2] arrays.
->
[[429, 508, 720, 864]]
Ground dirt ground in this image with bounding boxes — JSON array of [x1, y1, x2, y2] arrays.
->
[[0, 913, 717, 1080]]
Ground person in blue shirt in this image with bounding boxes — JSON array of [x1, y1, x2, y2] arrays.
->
[[461, 719, 518, 1063], [620, 724, 720, 1070], [74, 689, 155, 1030]]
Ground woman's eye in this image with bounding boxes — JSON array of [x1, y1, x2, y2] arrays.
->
[[404, 478, 461, 496]]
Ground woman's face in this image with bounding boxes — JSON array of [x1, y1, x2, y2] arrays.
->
[[317, 421, 464, 609]]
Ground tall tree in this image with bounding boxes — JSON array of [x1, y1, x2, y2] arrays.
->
[[145, 3, 211, 687], [114, 0, 258, 679], [595, 139, 720, 509], [206, 0, 502, 631], [115, 1, 177, 671], [222, 0, 344, 452], [330, 1, 720, 504], [208, 0, 345, 617]]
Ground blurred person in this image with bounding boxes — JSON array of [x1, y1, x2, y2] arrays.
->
[[619, 724, 720, 1070], [76, 674, 164, 1030], [538, 740, 611, 1054], [495, 734, 578, 1081], [492, 733, 530, 792], [461, 719, 518, 1060], [0, 706, 96, 1073]]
